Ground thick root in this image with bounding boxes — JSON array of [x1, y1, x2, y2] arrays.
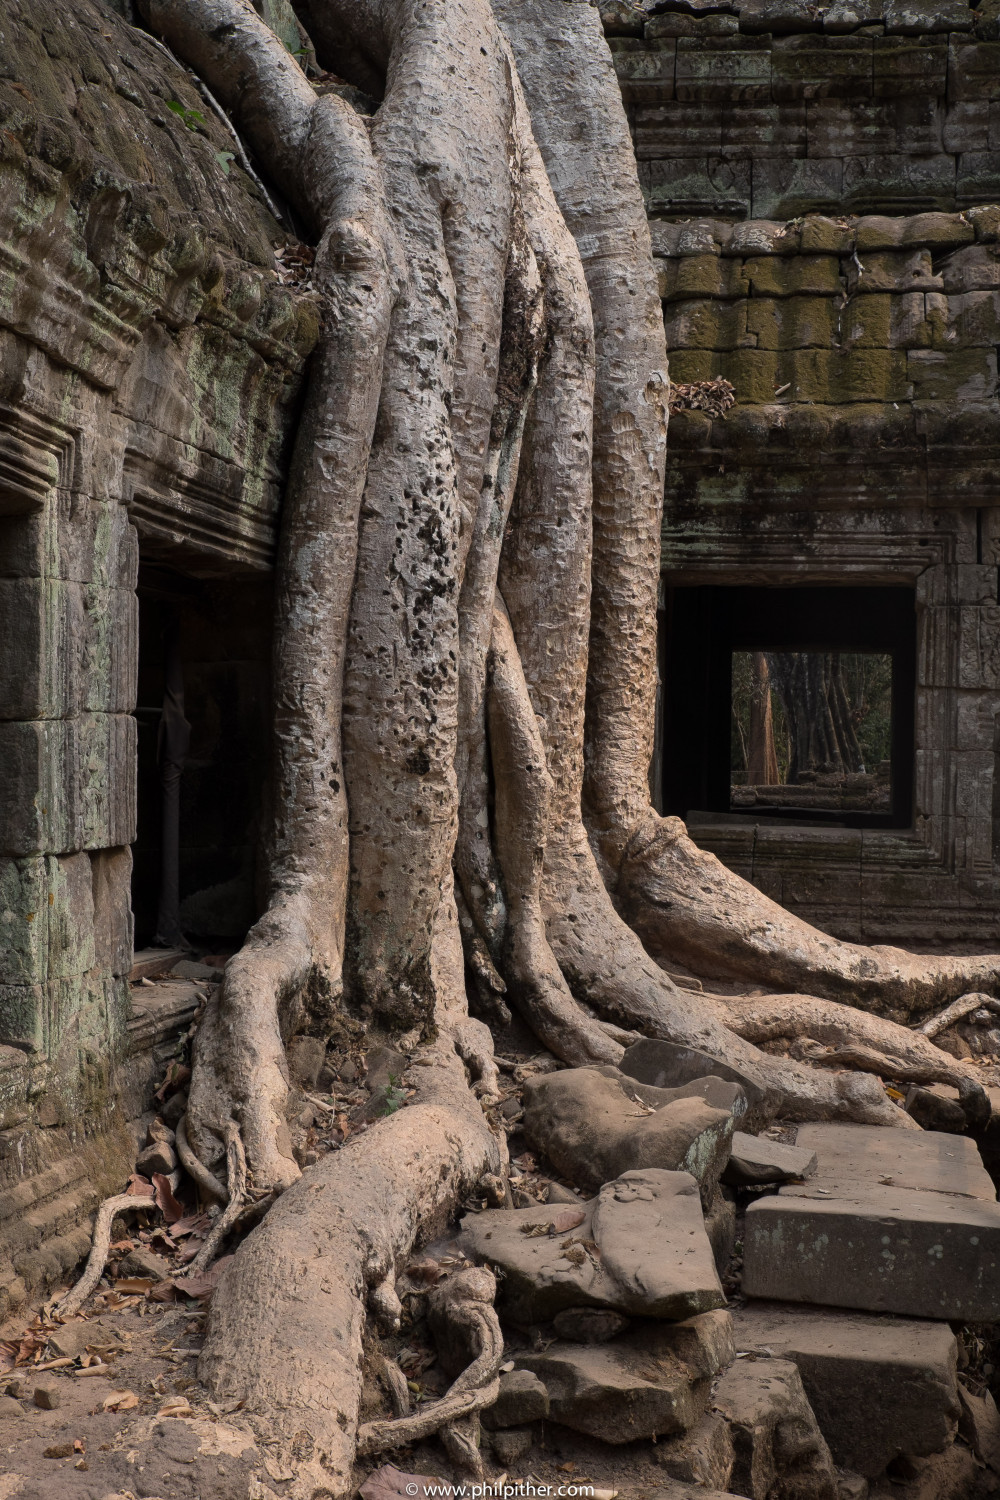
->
[[357, 1266, 503, 1477], [197, 1039, 501, 1498], [54, 1193, 153, 1319], [618, 816, 1000, 1021]]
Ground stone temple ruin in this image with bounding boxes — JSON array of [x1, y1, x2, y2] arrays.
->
[[2, 1, 1000, 1497]]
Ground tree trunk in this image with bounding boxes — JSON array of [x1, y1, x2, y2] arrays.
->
[[746, 651, 779, 786], [767, 652, 864, 781]]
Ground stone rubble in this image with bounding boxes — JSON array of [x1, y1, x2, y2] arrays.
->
[[464, 1079, 1000, 1500]]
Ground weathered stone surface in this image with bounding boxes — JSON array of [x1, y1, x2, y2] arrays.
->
[[521, 1066, 738, 1194], [135, 1139, 178, 1178], [481, 1370, 549, 1430], [724, 1131, 817, 1187], [653, 1410, 735, 1492], [621, 1040, 764, 1112], [732, 1302, 959, 1475], [517, 1321, 723, 1443], [712, 1358, 838, 1500], [489, 1427, 534, 1466], [460, 1168, 724, 1324], [552, 1307, 632, 1344], [790, 1122, 997, 1201], [743, 1185, 1000, 1321]]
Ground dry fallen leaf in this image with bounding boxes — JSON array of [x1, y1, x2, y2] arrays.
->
[[114, 1279, 154, 1295], [157, 1396, 193, 1418], [548, 1208, 586, 1234], [359, 1465, 455, 1500], [103, 1390, 139, 1412], [152, 1173, 185, 1224]]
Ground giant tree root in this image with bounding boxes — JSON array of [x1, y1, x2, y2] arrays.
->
[[197, 1042, 501, 1499], [618, 816, 1000, 1023]]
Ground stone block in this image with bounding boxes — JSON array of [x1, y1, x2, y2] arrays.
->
[[674, 37, 772, 105], [955, 688, 998, 750], [823, 0, 883, 28], [939, 244, 1000, 293], [800, 215, 855, 253], [743, 1186, 1000, 1321], [653, 1410, 735, 1491], [481, 1369, 549, 1430], [646, 157, 753, 220], [884, 0, 971, 31], [744, 296, 839, 349], [724, 1132, 817, 1187], [732, 1302, 960, 1477], [959, 604, 1000, 688], [849, 248, 943, 293], [795, 348, 910, 402], [770, 34, 874, 101], [622, 1039, 765, 1112], [839, 293, 892, 347], [0, 714, 135, 856], [663, 298, 746, 351], [713, 1358, 838, 1500], [939, 290, 1000, 347], [633, 103, 724, 159], [907, 347, 998, 401], [609, 38, 675, 103], [517, 1323, 716, 1443], [944, 98, 991, 153], [805, 100, 897, 156], [846, 155, 957, 217], [657, 254, 745, 302], [750, 158, 844, 219], [743, 255, 845, 298], [947, 41, 1000, 102], [957, 150, 1000, 205], [721, 102, 807, 155], [460, 1168, 724, 1324], [793, 1121, 997, 1200], [90, 847, 133, 978], [521, 1065, 739, 1194], [873, 36, 948, 97]]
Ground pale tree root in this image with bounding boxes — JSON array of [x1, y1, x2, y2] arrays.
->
[[197, 1043, 501, 1500], [617, 815, 1000, 1023], [175, 1112, 226, 1203], [358, 1267, 503, 1480], [53, 1194, 155, 1319], [184, 1123, 247, 1276], [918, 992, 1000, 1038], [140, 0, 398, 1193]]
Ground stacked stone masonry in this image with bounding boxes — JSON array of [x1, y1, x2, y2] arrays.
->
[[607, 2, 1000, 944], [0, 0, 316, 1295]]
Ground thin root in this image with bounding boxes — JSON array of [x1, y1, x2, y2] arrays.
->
[[176, 1112, 227, 1203], [183, 1123, 247, 1276], [55, 1193, 153, 1318]]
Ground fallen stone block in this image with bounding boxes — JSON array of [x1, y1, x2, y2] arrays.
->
[[652, 1409, 735, 1492], [489, 1427, 533, 1466], [517, 1320, 724, 1443], [521, 1065, 739, 1195], [712, 1358, 838, 1500], [731, 1302, 960, 1476], [621, 1038, 765, 1114], [723, 1131, 817, 1188], [481, 1370, 549, 1430], [789, 1122, 996, 1202], [742, 1185, 1000, 1322], [461, 1168, 724, 1324]]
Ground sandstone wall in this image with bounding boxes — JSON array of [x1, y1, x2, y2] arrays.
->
[[0, 0, 317, 1314], [606, 0, 1000, 944]]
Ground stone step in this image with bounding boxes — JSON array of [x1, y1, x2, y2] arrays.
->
[[731, 1301, 960, 1476], [742, 1122, 1000, 1321], [790, 1121, 996, 1201]]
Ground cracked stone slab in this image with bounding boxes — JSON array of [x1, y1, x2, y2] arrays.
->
[[723, 1131, 817, 1187], [460, 1168, 724, 1324]]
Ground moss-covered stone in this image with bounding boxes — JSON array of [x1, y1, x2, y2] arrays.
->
[[744, 254, 843, 296], [745, 295, 840, 349]]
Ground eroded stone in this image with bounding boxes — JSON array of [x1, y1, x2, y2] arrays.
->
[[460, 1168, 724, 1324]]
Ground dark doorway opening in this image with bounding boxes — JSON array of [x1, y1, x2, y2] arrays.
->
[[660, 585, 916, 829], [132, 563, 272, 952]]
